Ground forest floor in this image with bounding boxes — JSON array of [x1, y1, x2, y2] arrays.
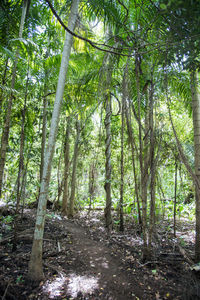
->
[[0, 206, 200, 300]]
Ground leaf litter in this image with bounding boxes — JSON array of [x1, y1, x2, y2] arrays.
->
[[0, 208, 199, 299]]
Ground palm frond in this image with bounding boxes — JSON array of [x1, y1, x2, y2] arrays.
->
[[80, 0, 123, 27], [0, 84, 19, 95], [168, 71, 192, 113]]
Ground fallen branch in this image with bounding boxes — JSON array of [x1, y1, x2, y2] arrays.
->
[[2, 280, 11, 300], [138, 261, 159, 267], [0, 281, 17, 300]]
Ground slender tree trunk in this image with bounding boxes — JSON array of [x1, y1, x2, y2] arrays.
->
[[12, 65, 29, 250], [125, 101, 142, 226], [88, 162, 95, 214], [173, 161, 178, 237], [123, 58, 142, 227], [135, 56, 149, 260], [40, 94, 48, 184], [16, 65, 29, 210], [119, 63, 129, 232], [119, 96, 124, 232], [190, 71, 200, 261], [0, 0, 28, 198], [0, 58, 9, 112], [147, 79, 156, 256], [104, 93, 112, 230], [21, 140, 34, 217], [68, 117, 80, 218], [102, 45, 116, 230], [157, 176, 166, 219], [40, 49, 50, 184], [148, 161, 156, 251], [28, 0, 79, 281], [53, 134, 65, 208], [142, 96, 151, 260], [21, 164, 28, 218], [62, 117, 71, 215]]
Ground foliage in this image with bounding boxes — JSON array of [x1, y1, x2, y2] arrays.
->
[[0, 0, 198, 237]]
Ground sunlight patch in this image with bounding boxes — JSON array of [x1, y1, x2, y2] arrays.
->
[[43, 273, 99, 299], [43, 273, 66, 299], [93, 257, 109, 269], [67, 274, 99, 297]]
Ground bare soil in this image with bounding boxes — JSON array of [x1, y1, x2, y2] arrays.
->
[[0, 209, 200, 299]]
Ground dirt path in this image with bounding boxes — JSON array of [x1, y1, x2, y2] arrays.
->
[[59, 219, 139, 300], [0, 210, 196, 299]]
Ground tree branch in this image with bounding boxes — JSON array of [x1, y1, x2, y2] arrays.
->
[[44, 0, 131, 57]]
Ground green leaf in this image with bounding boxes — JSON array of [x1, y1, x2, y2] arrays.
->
[[160, 4, 167, 10]]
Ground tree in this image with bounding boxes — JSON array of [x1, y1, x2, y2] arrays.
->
[[158, 0, 200, 259], [190, 71, 200, 260], [28, 0, 80, 281], [0, 0, 29, 198], [103, 51, 114, 230], [68, 116, 81, 218], [62, 116, 71, 215]]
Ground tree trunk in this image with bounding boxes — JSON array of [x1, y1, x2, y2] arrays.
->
[[12, 65, 29, 250], [190, 70, 200, 261], [0, 0, 28, 199], [102, 46, 116, 230], [123, 58, 142, 227], [104, 92, 112, 230], [88, 162, 96, 214], [40, 93, 48, 184], [54, 133, 65, 208], [62, 117, 71, 215], [135, 55, 149, 260], [28, 0, 79, 281], [125, 100, 142, 226], [119, 97, 124, 232], [16, 65, 29, 211], [21, 162, 28, 218], [68, 117, 80, 218], [119, 63, 129, 232], [147, 79, 156, 256], [173, 161, 178, 237], [0, 58, 9, 112], [148, 160, 156, 252]]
